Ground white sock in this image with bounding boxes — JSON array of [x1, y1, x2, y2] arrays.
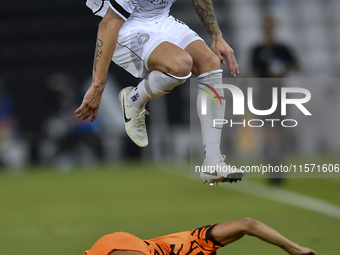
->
[[128, 85, 150, 109], [196, 69, 225, 164], [128, 70, 191, 109], [204, 143, 221, 163]]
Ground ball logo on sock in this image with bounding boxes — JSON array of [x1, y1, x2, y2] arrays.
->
[[197, 82, 223, 106]]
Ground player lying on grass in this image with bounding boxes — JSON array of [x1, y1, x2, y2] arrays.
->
[[85, 218, 317, 255]]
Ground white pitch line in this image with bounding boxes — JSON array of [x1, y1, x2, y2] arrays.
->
[[160, 167, 340, 220], [221, 180, 340, 219]]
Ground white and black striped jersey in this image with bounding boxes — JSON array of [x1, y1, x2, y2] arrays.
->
[[86, 0, 133, 20], [86, 0, 176, 21]]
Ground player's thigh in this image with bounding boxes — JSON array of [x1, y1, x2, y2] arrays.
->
[[148, 41, 193, 77], [185, 40, 221, 76], [113, 20, 170, 78]]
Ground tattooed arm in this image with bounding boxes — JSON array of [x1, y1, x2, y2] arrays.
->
[[192, 0, 239, 76], [75, 8, 124, 122]]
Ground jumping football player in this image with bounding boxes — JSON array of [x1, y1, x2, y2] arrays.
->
[[75, 0, 244, 184]]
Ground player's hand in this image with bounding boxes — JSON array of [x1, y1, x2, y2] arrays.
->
[[298, 247, 317, 255], [289, 247, 317, 255], [75, 85, 104, 123], [211, 35, 239, 77]]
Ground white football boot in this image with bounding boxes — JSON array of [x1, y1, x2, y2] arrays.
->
[[119, 87, 149, 147], [200, 155, 244, 185]]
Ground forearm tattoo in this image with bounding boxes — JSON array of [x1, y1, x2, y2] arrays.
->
[[93, 38, 104, 71], [92, 78, 106, 87], [191, 0, 221, 36], [99, 79, 106, 87]]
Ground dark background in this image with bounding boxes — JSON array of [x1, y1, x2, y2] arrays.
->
[[1, 1, 118, 132]]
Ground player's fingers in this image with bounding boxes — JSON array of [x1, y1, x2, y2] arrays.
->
[[76, 107, 90, 119], [231, 57, 240, 75], [75, 104, 85, 115], [226, 54, 238, 77], [215, 51, 226, 65], [76, 111, 86, 119], [231, 54, 239, 73], [90, 109, 98, 123], [81, 111, 93, 121], [221, 52, 234, 75], [75, 107, 88, 119], [220, 55, 226, 65]]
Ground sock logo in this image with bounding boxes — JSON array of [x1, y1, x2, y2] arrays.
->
[[130, 93, 140, 102], [197, 82, 223, 106]]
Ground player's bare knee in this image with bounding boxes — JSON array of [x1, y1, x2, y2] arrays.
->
[[170, 53, 193, 77], [194, 52, 220, 75], [205, 53, 221, 70]]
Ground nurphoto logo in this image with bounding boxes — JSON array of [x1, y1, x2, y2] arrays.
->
[[199, 84, 312, 128]]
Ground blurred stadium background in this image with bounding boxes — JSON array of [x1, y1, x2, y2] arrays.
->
[[1, 0, 340, 254]]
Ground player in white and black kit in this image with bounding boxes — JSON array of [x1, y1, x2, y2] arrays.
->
[[75, 0, 244, 184]]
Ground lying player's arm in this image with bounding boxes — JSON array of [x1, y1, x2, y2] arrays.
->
[[75, 8, 124, 122], [191, 0, 239, 76], [210, 218, 317, 255]]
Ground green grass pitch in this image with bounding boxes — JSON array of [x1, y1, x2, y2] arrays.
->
[[0, 162, 339, 254]]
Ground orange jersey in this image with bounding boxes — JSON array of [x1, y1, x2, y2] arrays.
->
[[85, 225, 223, 255]]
